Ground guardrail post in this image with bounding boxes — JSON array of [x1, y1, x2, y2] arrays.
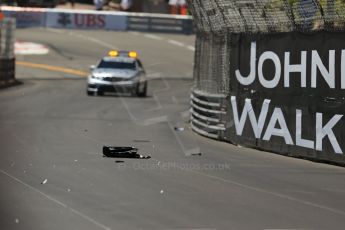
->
[[0, 18, 17, 88]]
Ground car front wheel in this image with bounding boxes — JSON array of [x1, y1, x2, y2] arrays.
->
[[136, 82, 147, 97]]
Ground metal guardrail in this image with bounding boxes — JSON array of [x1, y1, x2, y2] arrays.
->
[[0, 18, 16, 88], [0, 18, 15, 59], [127, 13, 194, 34], [190, 89, 227, 140], [1, 6, 194, 34]]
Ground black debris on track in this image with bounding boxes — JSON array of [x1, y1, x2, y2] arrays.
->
[[103, 146, 151, 159]]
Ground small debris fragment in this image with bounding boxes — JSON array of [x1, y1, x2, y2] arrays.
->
[[174, 127, 185, 132], [74, 159, 78, 162], [133, 140, 151, 143], [41, 179, 48, 185], [115, 160, 125, 163], [84, 129, 88, 132], [160, 190, 164, 194], [157, 161, 161, 166], [191, 153, 202, 156], [15, 218, 19, 224], [67, 189, 71, 192]]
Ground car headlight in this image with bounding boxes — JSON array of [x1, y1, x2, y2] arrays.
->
[[90, 75, 101, 79]]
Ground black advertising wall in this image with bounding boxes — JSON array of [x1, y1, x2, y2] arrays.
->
[[227, 31, 345, 164]]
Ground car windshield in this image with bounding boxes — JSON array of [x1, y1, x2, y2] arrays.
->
[[98, 60, 136, 70]]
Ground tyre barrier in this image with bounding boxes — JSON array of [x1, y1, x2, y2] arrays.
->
[[190, 88, 227, 140], [128, 14, 194, 34], [0, 58, 16, 88]]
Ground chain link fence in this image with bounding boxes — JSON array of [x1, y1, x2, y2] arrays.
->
[[189, 0, 345, 143], [188, 0, 345, 95]]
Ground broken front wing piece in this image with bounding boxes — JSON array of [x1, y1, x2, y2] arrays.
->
[[103, 146, 151, 159]]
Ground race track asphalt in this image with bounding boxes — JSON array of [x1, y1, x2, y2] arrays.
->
[[0, 28, 345, 230]]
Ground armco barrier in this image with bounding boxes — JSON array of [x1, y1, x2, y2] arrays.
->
[[188, 0, 345, 165], [0, 18, 16, 88], [0, 18, 15, 59], [1, 6, 194, 34], [1, 6, 46, 28], [127, 13, 194, 34]]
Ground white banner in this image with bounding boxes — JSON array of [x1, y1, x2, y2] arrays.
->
[[1, 6, 191, 33], [45, 11, 127, 31]]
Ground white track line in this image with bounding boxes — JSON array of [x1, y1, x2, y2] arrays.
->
[[188, 169, 345, 217], [46, 28, 117, 50], [0, 169, 111, 230], [144, 34, 164, 40], [187, 45, 195, 51], [45, 28, 64, 34], [143, 35, 195, 51], [129, 31, 140, 35], [167, 39, 185, 47]]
